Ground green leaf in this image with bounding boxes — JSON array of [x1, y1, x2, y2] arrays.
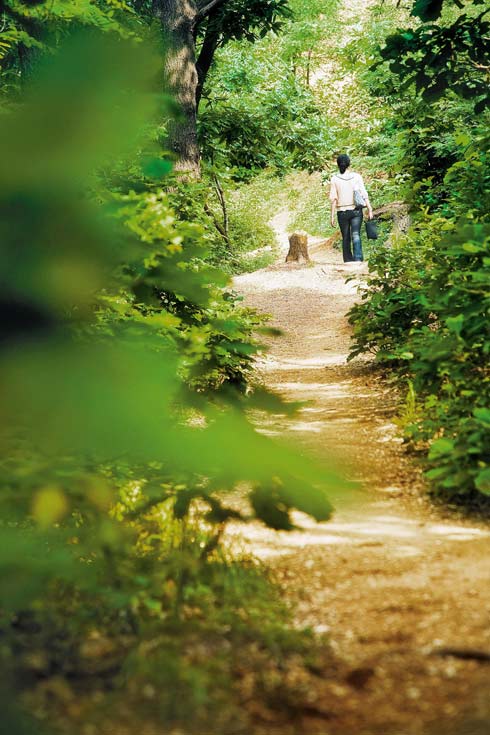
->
[[474, 408, 490, 427], [250, 485, 294, 530], [475, 468, 490, 495], [426, 466, 449, 480], [411, 0, 443, 21], [428, 438, 455, 459], [142, 158, 173, 179], [446, 314, 464, 336]]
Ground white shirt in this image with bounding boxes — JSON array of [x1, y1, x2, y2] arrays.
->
[[329, 171, 369, 211]]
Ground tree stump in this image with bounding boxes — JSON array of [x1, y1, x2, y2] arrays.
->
[[286, 231, 309, 263]]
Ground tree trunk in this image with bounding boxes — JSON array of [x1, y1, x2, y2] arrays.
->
[[286, 231, 310, 263], [305, 48, 312, 87], [195, 19, 220, 110], [153, 0, 201, 175]]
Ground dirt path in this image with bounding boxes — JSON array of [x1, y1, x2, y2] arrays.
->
[[232, 217, 490, 735]]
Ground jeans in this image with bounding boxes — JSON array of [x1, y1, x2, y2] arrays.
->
[[337, 209, 363, 262]]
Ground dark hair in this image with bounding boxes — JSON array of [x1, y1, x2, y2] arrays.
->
[[337, 154, 351, 174]]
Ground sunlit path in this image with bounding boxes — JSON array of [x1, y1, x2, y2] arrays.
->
[[232, 214, 490, 735]]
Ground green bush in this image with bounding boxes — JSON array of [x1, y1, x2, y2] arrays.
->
[[349, 213, 490, 502], [347, 0, 490, 506]]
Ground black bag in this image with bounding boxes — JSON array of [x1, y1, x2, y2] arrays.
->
[[365, 218, 378, 239]]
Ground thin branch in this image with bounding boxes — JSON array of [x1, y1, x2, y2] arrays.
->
[[195, 0, 229, 24], [204, 201, 231, 247], [213, 173, 229, 244], [470, 61, 490, 71]]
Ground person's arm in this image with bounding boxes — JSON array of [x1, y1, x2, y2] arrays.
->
[[329, 179, 337, 227], [359, 175, 373, 219], [365, 196, 373, 220]]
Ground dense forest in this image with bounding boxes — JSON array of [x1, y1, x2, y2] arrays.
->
[[1, 0, 490, 733]]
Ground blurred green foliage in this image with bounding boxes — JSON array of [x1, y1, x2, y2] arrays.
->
[[0, 0, 135, 89], [0, 6, 346, 730]]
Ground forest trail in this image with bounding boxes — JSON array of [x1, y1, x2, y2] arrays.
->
[[232, 216, 490, 735]]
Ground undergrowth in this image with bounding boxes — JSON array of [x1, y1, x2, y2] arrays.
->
[[349, 126, 490, 506], [16, 519, 331, 735]]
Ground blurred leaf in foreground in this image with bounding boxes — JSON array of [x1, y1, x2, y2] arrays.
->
[[0, 27, 344, 734]]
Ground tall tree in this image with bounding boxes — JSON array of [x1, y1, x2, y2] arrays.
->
[[151, 0, 291, 173], [151, 1, 216, 174]]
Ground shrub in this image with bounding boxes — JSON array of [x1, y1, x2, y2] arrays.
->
[[349, 214, 490, 503]]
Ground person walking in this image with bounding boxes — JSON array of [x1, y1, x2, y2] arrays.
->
[[329, 154, 373, 263]]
